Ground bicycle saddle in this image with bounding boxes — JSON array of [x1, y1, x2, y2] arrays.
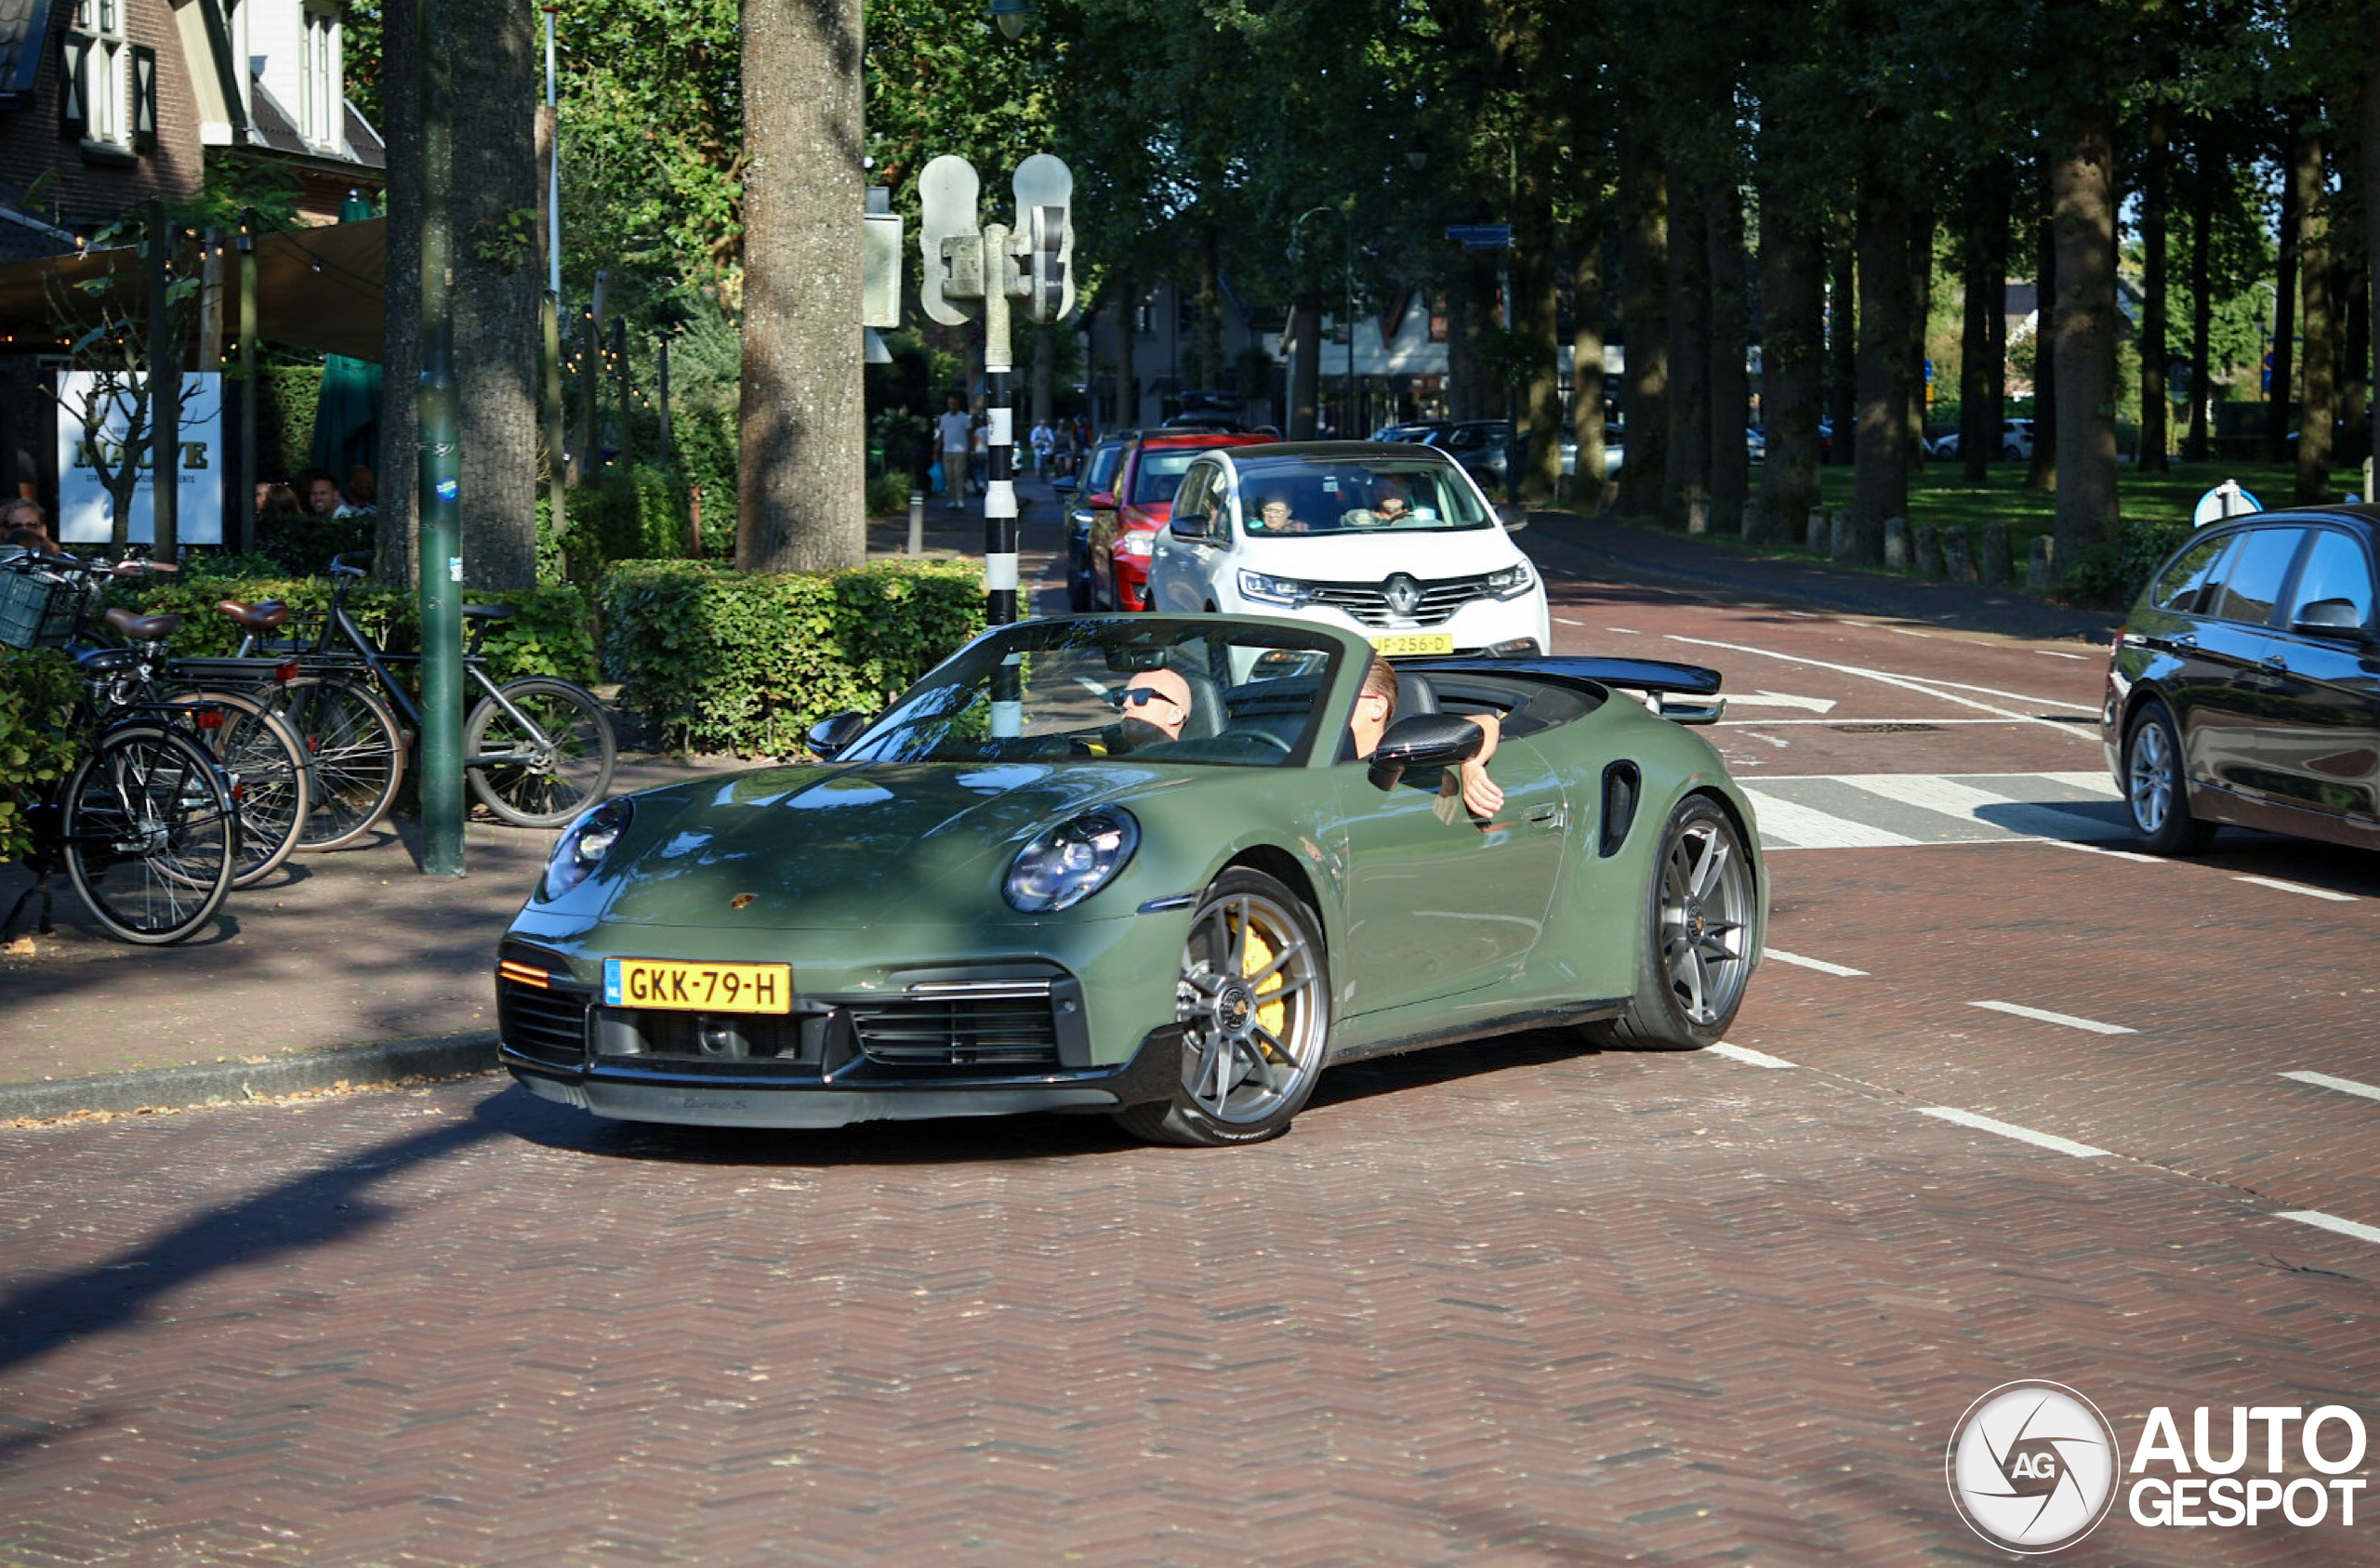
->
[[104, 606, 182, 642], [217, 599, 292, 631]]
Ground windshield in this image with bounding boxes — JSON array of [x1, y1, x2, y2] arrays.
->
[[1235, 457, 1495, 535], [840, 618, 1342, 769]]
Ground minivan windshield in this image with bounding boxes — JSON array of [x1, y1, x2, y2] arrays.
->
[[1233, 456, 1494, 535]]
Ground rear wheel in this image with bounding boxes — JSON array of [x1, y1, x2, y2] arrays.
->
[[2122, 701, 2213, 855], [182, 691, 311, 887], [62, 724, 236, 944], [1584, 796, 1757, 1051], [465, 678, 617, 828], [1114, 869, 1329, 1147], [283, 676, 407, 851]]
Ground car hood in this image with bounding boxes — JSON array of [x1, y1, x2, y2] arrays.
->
[[572, 759, 1195, 930], [1240, 527, 1521, 576]]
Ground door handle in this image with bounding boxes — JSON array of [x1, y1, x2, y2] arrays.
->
[[1526, 802, 1566, 829], [2262, 653, 2290, 673]]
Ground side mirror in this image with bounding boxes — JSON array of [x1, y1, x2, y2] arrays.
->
[[1169, 512, 1208, 539], [2291, 599, 2373, 641], [1088, 491, 1118, 510], [1049, 477, 1077, 497], [806, 710, 869, 759], [1366, 713, 1484, 786], [1495, 502, 1528, 533]]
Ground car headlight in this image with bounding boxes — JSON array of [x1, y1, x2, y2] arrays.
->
[[1486, 561, 1536, 599], [1004, 808, 1140, 913], [541, 797, 632, 901], [1116, 531, 1156, 560], [1238, 569, 1312, 606]]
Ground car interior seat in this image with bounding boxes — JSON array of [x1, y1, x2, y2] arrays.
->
[[1168, 662, 1225, 739], [1394, 669, 1440, 718]]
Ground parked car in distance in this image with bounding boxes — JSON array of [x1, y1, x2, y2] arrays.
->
[[497, 613, 1767, 1146], [1146, 441, 1551, 657], [1078, 430, 1278, 611], [2103, 503, 2380, 855], [1370, 420, 1452, 445], [1932, 418, 2035, 461]]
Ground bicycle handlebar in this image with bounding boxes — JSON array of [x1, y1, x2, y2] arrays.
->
[[329, 551, 376, 578]]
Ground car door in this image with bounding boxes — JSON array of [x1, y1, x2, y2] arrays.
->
[[2185, 523, 2310, 804], [2233, 524, 2380, 831], [1329, 734, 1569, 1019], [1149, 460, 1229, 613]]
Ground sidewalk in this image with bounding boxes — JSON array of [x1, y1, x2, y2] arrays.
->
[[0, 483, 2114, 1122]]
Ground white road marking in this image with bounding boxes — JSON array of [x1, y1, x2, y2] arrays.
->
[[1728, 691, 1838, 713], [1718, 716, 2082, 727], [1917, 1106, 2111, 1158], [2035, 649, 2091, 660], [1606, 626, 1642, 635], [2040, 839, 2166, 863], [1846, 773, 2122, 840], [2275, 1210, 2380, 1247], [1709, 1042, 1797, 1069], [2280, 1070, 2380, 1102], [1762, 948, 1869, 977], [1554, 615, 1584, 626], [1738, 788, 1924, 848], [1968, 999, 2135, 1035], [2232, 876, 2358, 903], [1664, 635, 2091, 735]]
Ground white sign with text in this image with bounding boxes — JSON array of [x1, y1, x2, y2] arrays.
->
[[55, 370, 225, 547]]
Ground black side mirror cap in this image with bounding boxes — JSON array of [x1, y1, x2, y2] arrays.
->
[[1495, 502, 1528, 532], [1366, 714, 1484, 785], [807, 711, 869, 758], [2291, 599, 2373, 641], [1169, 512, 1208, 538]]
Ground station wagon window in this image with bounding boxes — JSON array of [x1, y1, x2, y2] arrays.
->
[[2205, 526, 2305, 626], [2150, 533, 2228, 613], [2285, 529, 2373, 629]]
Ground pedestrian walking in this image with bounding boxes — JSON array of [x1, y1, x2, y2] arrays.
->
[[935, 394, 972, 511]]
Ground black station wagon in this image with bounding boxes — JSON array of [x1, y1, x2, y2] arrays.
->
[[2102, 504, 2380, 854]]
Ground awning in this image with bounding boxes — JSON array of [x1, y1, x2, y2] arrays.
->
[[0, 217, 386, 362]]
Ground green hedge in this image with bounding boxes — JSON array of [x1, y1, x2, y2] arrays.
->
[[0, 647, 80, 863], [601, 558, 985, 755]]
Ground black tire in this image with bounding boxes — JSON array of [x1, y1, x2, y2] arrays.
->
[[465, 678, 618, 828], [1584, 796, 1758, 1051], [1066, 554, 1093, 612], [62, 724, 236, 944], [1114, 868, 1329, 1147], [2122, 701, 2214, 855], [2003, 443, 2023, 461], [283, 676, 408, 851], [182, 691, 311, 887]]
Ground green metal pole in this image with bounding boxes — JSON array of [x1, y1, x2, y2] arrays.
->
[[237, 209, 258, 558], [416, 0, 465, 876], [542, 290, 565, 551]]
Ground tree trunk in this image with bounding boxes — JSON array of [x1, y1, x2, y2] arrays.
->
[[1570, 218, 1611, 505], [1850, 190, 1911, 563], [1959, 162, 2010, 484], [1825, 210, 1855, 464], [2028, 146, 2057, 491], [1664, 162, 1710, 530], [2139, 94, 2172, 472], [2051, 102, 2120, 564], [1114, 271, 1138, 430], [736, 0, 866, 573], [452, 6, 539, 588], [1518, 194, 1563, 505], [2367, 50, 2380, 473], [2269, 118, 2304, 465], [1906, 205, 1934, 470], [1707, 180, 1750, 532], [1753, 173, 1822, 547], [2188, 121, 2215, 461], [1616, 112, 1668, 520], [2294, 113, 2336, 504], [377, 0, 421, 586]]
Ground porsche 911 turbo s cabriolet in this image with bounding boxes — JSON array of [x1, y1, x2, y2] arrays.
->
[[496, 615, 1766, 1147]]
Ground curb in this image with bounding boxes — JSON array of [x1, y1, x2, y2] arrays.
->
[[0, 1031, 502, 1125]]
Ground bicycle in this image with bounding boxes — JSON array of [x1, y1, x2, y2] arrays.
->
[[229, 552, 616, 837], [1, 554, 239, 944]]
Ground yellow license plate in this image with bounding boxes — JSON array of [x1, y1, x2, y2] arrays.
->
[[1369, 632, 1455, 656], [603, 958, 793, 1014]]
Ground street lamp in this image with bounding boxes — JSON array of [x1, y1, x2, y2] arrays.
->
[[989, 0, 1034, 39], [1289, 204, 1355, 439]]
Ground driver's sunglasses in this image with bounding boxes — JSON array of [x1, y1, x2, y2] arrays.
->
[[1115, 686, 1181, 712]]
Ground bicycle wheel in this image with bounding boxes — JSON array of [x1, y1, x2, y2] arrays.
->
[[62, 723, 236, 944], [281, 675, 408, 851], [180, 691, 311, 887], [464, 678, 617, 828]]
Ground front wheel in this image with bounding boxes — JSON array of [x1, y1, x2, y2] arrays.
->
[[2122, 701, 2213, 855], [180, 691, 311, 888], [465, 678, 617, 828], [283, 675, 408, 852], [1114, 868, 1329, 1147], [1584, 796, 1758, 1051], [62, 724, 237, 944]]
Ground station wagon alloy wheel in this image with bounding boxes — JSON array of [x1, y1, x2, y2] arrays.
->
[[1117, 868, 1328, 1146], [2122, 703, 2212, 855]]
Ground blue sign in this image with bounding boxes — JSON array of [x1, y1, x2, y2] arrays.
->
[[1443, 224, 1513, 250]]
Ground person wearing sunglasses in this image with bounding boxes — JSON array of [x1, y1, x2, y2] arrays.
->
[[1110, 666, 1193, 743]]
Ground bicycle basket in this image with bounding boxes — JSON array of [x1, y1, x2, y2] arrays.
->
[[0, 563, 86, 650]]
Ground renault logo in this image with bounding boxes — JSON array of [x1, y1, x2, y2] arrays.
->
[[1383, 573, 1422, 616]]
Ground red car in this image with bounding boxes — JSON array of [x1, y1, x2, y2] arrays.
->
[[1084, 431, 1276, 610]]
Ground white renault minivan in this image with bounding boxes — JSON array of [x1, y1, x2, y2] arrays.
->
[[1145, 441, 1551, 657]]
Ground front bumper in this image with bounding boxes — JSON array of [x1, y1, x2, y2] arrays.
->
[[496, 941, 1185, 1129]]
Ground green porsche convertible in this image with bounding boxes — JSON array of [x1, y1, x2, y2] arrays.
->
[[496, 613, 1765, 1147]]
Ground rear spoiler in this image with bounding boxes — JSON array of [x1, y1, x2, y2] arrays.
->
[[1407, 654, 1728, 726]]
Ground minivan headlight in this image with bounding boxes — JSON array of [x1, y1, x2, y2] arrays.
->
[[1238, 569, 1312, 606], [1487, 561, 1535, 599]]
